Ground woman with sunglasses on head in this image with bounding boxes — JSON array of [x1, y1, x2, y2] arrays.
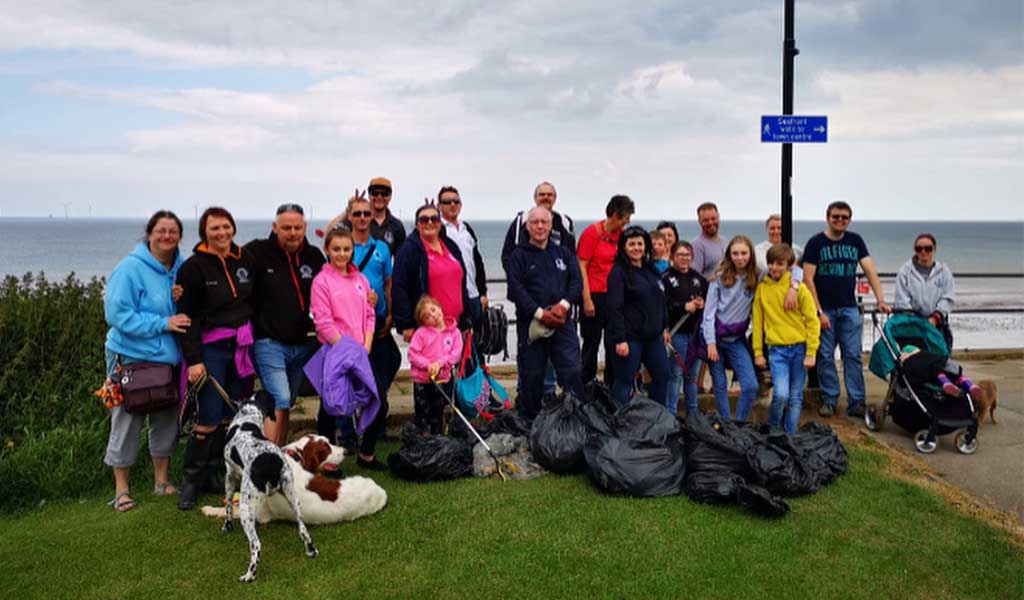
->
[[894, 234, 955, 347], [392, 201, 472, 344], [606, 225, 671, 408]]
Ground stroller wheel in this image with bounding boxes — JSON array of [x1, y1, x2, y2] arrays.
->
[[913, 429, 937, 454], [864, 406, 878, 431], [954, 430, 978, 455]]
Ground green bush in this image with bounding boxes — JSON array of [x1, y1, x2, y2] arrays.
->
[[0, 273, 115, 511], [0, 272, 110, 442]]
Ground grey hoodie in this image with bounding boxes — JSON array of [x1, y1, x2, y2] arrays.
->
[[893, 258, 954, 317]]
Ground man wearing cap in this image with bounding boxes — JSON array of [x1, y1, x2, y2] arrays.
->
[[439, 185, 489, 333], [245, 203, 325, 446], [506, 206, 585, 419], [367, 176, 406, 256], [500, 181, 575, 272]]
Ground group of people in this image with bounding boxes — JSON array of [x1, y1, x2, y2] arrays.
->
[[100, 177, 957, 512]]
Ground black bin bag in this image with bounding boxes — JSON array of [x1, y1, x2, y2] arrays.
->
[[582, 398, 686, 497], [584, 432, 686, 497], [529, 393, 588, 473], [387, 423, 473, 482]]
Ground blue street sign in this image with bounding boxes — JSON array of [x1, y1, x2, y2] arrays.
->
[[761, 115, 827, 143]]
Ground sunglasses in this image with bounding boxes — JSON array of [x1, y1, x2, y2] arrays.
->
[[276, 203, 304, 215], [350, 210, 372, 218], [417, 215, 441, 224], [439, 198, 462, 205], [914, 245, 934, 253], [368, 189, 391, 198], [829, 214, 851, 221]]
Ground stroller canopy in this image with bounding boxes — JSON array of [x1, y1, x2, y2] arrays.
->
[[869, 313, 950, 380]]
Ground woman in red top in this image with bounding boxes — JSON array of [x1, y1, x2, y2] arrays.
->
[[577, 195, 635, 386]]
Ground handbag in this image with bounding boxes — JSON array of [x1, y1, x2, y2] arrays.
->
[[453, 332, 491, 420], [118, 359, 180, 415]]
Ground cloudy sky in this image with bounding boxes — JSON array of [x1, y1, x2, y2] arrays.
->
[[0, 0, 1020, 221]]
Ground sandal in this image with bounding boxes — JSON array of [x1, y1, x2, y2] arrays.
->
[[153, 482, 177, 496], [109, 492, 136, 513]]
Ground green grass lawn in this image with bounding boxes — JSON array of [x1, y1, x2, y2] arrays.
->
[[1, 445, 1020, 600]]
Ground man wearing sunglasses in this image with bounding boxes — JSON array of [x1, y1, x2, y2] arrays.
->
[[244, 203, 325, 445], [802, 201, 890, 420], [439, 186, 489, 333], [367, 176, 406, 256]]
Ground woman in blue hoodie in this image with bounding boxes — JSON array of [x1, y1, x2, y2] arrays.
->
[[606, 226, 671, 408], [103, 211, 191, 512]]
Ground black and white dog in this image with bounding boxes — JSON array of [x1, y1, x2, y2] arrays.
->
[[222, 391, 318, 582]]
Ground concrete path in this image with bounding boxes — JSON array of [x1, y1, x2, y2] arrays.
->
[[864, 355, 1024, 520]]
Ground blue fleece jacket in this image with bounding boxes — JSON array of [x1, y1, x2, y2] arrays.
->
[[104, 242, 184, 365]]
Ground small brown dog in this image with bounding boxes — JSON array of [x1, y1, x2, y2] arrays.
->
[[974, 380, 999, 427]]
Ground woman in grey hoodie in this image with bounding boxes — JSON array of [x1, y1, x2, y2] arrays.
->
[[894, 233, 955, 347]]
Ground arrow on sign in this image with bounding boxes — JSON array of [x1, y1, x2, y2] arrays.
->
[[814, 126, 825, 133]]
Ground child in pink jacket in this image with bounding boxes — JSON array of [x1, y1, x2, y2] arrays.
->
[[310, 229, 375, 351], [407, 295, 463, 434]]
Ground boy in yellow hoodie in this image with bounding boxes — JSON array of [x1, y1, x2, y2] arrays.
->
[[753, 244, 821, 433]]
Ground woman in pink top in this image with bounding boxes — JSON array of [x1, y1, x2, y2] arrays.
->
[[310, 229, 375, 351], [407, 296, 463, 434]]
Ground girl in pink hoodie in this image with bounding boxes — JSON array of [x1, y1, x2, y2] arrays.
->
[[310, 229, 375, 351], [407, 295, 463, 434]]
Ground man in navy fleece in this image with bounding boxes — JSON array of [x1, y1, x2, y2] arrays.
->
[[506, 206, 585, 419]]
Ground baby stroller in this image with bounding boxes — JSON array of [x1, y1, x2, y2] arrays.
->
[[867, 311, 978, 455]]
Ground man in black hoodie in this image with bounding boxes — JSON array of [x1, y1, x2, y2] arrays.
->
[[506, 206, 585, 419], [244, 204, 325, 446]]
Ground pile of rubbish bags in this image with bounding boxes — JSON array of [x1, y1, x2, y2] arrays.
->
[[387, 382, 847, 517], [388, 411, 543, 482]]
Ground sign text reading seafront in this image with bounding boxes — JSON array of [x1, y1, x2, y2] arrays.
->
[[761, 115, 828, 143]]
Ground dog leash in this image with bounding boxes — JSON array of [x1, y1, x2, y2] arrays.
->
[[190, 372, 238, 411]]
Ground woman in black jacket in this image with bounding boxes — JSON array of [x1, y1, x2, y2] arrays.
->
[[392, 202, 471, 342], [175, 206, 255, 510], [606, 226, 670, 408]]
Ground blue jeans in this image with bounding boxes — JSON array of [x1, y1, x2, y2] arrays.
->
[[667, 332, 701, 416], [197, 340, 246, 426], [610, 337, 670, 408], [817, 306, 865, 409], [767, 344, 807, 434], [252, 338, 316, 411], [708, 337, 757, 422]]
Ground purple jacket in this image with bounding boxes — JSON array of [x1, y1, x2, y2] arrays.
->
[[303, 337, 380, 433]]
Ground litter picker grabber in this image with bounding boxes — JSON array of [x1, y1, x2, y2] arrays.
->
[[664, 313, 692, 373], [431, 375, 511, 481]]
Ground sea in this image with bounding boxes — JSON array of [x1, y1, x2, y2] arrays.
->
[[2, 218, 1022, 352]]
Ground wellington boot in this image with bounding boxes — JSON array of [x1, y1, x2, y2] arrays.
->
[[178, 431, 212, 511], [202, 427, 226, 494]]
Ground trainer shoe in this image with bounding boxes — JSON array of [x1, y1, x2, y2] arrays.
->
[[846, 403, 865, 418], [818, 403, 835, 417], [357, 456, 389, 472]]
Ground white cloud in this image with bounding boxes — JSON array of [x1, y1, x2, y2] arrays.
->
[[0, 2, 1021, 220]]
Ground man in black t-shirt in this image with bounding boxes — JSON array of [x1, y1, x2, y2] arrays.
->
[[802, 201, 890, 419]]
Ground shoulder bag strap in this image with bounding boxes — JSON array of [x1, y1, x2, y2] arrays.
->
[[357, 239, 377, 272]]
